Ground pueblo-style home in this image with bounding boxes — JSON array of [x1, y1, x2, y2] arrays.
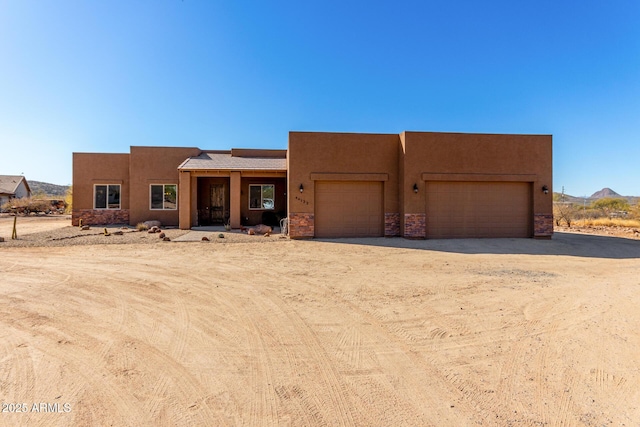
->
[[72, 131, 553, 239]]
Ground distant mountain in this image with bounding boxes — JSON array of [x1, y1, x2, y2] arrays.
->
[[29, 181, 69, 197], [554, 187, 638, 206], [590, 188, 621, 199]]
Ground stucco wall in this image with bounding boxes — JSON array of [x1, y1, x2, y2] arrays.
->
[[287, 132, 400, 237], [288, 131, 552, 239], [402, 132, 552, 213], [72, 152, 130, 225], [128, 146, 200, 226], [402, 132, 553, 237], [240, 177, 287, 226]]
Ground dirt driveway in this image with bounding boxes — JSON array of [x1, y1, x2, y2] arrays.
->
[[1, 218, 639, 426]]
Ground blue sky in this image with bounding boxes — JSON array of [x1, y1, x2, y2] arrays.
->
[[1, 1, 638, 197]]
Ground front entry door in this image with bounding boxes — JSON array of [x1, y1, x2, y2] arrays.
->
[[210, 184, 225, 224]]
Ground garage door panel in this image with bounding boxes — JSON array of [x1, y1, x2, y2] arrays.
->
[[426, 181, 531, 239], [315, 181, 383, 237]]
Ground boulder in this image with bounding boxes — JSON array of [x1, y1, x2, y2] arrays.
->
[[254, 224, 273, 234], [159, 232, 166, 239], [202, 236, 210, 241], [143, 220, 162, 228]]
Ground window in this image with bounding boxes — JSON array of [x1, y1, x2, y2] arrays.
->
[[94, 184, 121, 209], [249, 184, 274, 210], [150, 184, 177, 210]]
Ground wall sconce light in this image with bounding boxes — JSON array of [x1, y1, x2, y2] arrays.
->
[[542, 185, 549, 194], [299, 184, 304, 193], [413, 183, 419, 193]]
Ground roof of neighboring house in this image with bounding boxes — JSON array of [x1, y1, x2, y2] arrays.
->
[[178, 152, 287, 171], [0, 175, 30, 195]]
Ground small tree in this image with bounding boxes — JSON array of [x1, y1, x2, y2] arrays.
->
[[591, 198, 630, 218], [553, 203, 576, 227], [64, 186, 73, 214], [629, 202, 640, 220]]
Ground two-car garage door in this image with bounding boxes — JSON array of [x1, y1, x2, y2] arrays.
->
[[315, 181, 383, 238], [425, 181, 532, 238]]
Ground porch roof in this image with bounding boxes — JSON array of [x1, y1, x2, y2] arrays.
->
[[178, 152, 287, 171]]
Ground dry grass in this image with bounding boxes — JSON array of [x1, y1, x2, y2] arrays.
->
[[574, 218, 640, 228]]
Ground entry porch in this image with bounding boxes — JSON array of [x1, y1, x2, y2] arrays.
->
[[177, 150, 287, 230]]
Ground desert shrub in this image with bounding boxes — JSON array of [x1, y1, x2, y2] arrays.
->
[[553, 203, 577, 227], [1, 200, 12, 212], [64, 186, 73, 214], [591, 198, 630, 218], [2, 197, 58, 214], [136, 222, 149, 231]]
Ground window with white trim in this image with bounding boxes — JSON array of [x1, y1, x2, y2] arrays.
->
[[249, 184, 274, 210], [94, 184, 121, 209], [150, 184, 177, 210]]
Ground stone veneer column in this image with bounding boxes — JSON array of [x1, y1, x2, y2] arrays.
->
[[72, 209, 130, 226], [534, 213, 554, 238], [288, 213, 314, 238], [404, 213, 426, 239], [384, 213, 400, 237]]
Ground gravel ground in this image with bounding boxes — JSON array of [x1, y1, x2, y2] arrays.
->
[[0, 216, 287, 248]]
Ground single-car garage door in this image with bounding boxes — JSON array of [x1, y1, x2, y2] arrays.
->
[[426, 181, 532, 238], [315, 181, 383, 237]]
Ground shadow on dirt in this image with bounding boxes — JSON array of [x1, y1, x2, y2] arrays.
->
[[312, 232, 640, 259]]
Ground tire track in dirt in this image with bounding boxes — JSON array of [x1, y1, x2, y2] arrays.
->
[[36, 338, 146, 426], [317, 283, 489, 424], [241, 300, 279, 426], [274, 384, 327, 426], [534, 339, 551, 426], [260, 273, 470, 426], [176, 267, 281, 426], [0, 329, 35, 403], [173, 266, 278, 425], [257, 286, 357, 426], [2, 310, 132, 423], [151, 278, 191, 362], [3, 258, 224, 426], [100, 336, 225, 426], [497, 293, 586, 424], [0, 260, 20, 272], [335, 324, 364, 370]]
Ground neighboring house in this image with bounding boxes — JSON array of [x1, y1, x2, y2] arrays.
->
[[72, 131, 553, 239], [0, 175, 31, 206]]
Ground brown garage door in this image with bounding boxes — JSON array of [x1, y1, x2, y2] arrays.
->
[[315, 181, 383, 237], [426, 181, 532, 238]]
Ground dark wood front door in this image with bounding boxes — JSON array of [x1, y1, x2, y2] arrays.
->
[[210, 184, 225, 224]]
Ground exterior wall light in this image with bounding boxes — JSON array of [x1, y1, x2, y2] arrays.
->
[[299, 184, 304, 193], [413, 183, 419, 193], [542, 185, 549, 194]]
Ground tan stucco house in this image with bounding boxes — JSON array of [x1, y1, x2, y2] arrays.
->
[[72, 131, 553, 239]]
